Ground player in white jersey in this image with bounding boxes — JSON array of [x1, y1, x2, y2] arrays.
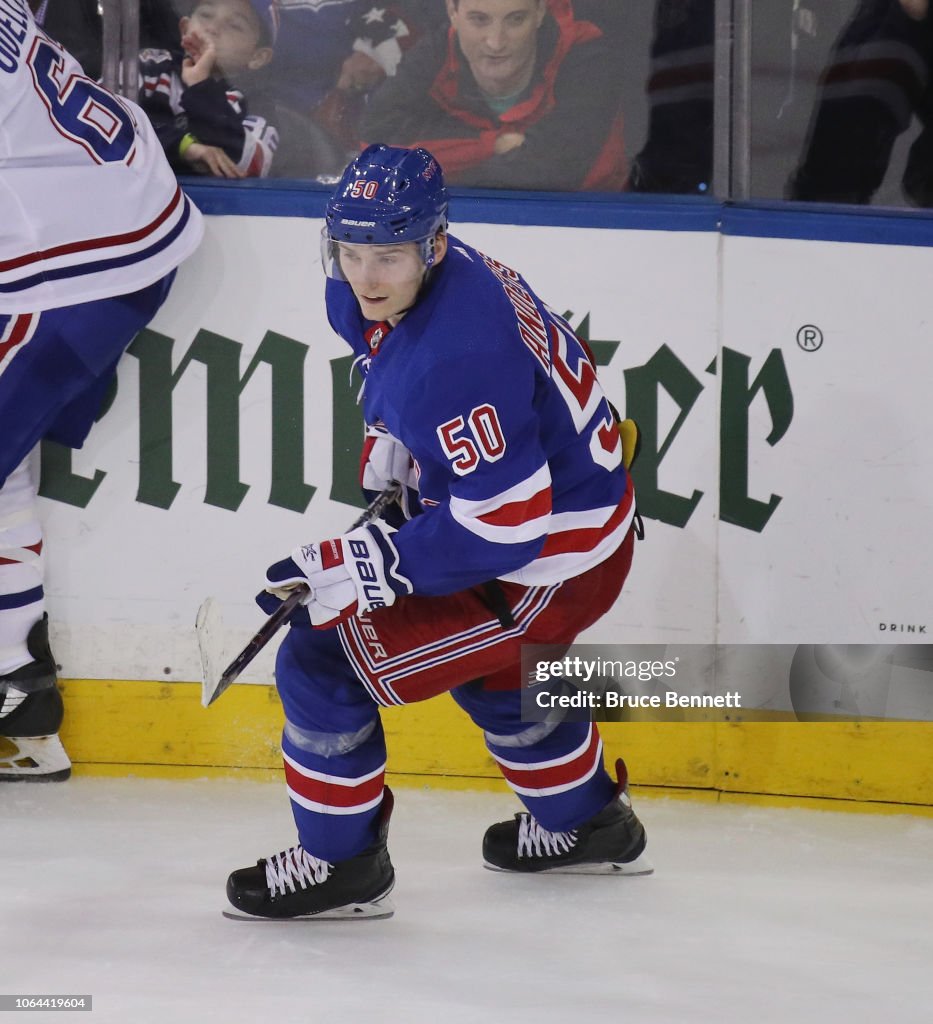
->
[[0, 0, 204, 780]]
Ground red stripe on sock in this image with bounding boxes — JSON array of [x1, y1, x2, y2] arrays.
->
[[495, 726, 602, 791], [283, 762, 384, 810]]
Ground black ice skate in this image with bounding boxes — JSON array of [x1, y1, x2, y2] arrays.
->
[[483, 759, 653, 875], [225, 789, 396, 920], [0, 616, 71, 782]]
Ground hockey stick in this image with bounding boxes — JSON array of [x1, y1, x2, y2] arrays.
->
[[196, 484, 402, 708]]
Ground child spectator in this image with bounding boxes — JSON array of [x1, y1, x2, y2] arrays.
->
[[138, 0, 280, 178]]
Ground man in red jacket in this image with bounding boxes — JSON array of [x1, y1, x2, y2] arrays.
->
[[361, 0, 626, 191]]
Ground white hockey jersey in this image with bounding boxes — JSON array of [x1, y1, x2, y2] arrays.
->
[[0, 0, 203, 313]]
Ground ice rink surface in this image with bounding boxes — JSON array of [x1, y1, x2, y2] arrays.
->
[[4, 777, 932, 1024]]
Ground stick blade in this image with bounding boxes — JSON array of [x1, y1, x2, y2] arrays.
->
[[195, 598, 226, 708]]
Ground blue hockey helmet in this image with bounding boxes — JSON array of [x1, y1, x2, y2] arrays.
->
[[322, 145, 449, 280]]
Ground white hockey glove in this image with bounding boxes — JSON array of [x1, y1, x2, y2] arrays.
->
[[360, 422, 419, 521], [260, 522, 413, 629]]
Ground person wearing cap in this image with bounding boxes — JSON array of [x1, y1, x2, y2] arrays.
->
[[224, 144, 651, 922], [137, 0, 280, 178]]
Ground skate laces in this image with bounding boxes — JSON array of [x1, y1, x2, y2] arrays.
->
[[264, 846, 332, 896], [517, 815, 578, 858]]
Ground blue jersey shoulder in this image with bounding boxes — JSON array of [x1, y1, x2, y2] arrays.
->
[[396, 235, 552, 377]]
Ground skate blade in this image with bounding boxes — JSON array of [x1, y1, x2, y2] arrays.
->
[[0, 734, 71, 781], [223, 895, 395, 922], [484, 850, 655, 876]]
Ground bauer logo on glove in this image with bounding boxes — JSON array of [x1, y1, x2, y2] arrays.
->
[[259, 522, 413, 630]]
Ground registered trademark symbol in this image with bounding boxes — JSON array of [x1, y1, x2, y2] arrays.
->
[[797, 325, 823, 351]]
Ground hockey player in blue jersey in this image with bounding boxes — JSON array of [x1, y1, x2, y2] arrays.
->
[[226, 144, 651, 920]]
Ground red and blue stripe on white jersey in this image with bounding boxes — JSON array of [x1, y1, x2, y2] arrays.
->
[[0, 4, 203, 313]]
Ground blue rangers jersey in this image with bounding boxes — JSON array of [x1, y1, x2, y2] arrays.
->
[[326, 235, 634, 595]]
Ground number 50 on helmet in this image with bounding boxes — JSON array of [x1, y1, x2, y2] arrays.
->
[[321, 144, 449, 281]]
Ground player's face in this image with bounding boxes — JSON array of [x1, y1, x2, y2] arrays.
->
[[337, 242, 428, 324], [447, 0, 546, 98], [183, 0, 267, 74]]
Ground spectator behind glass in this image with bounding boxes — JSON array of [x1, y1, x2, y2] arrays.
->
[[628, 0, 714, 196], [788, 0, 933, 205], [360, 0, 627, 192], [137, 0, 279, 178], [258, 1, 428, 171]]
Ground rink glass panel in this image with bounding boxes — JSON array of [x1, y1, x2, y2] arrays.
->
[[87, 2, 933, 207]]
